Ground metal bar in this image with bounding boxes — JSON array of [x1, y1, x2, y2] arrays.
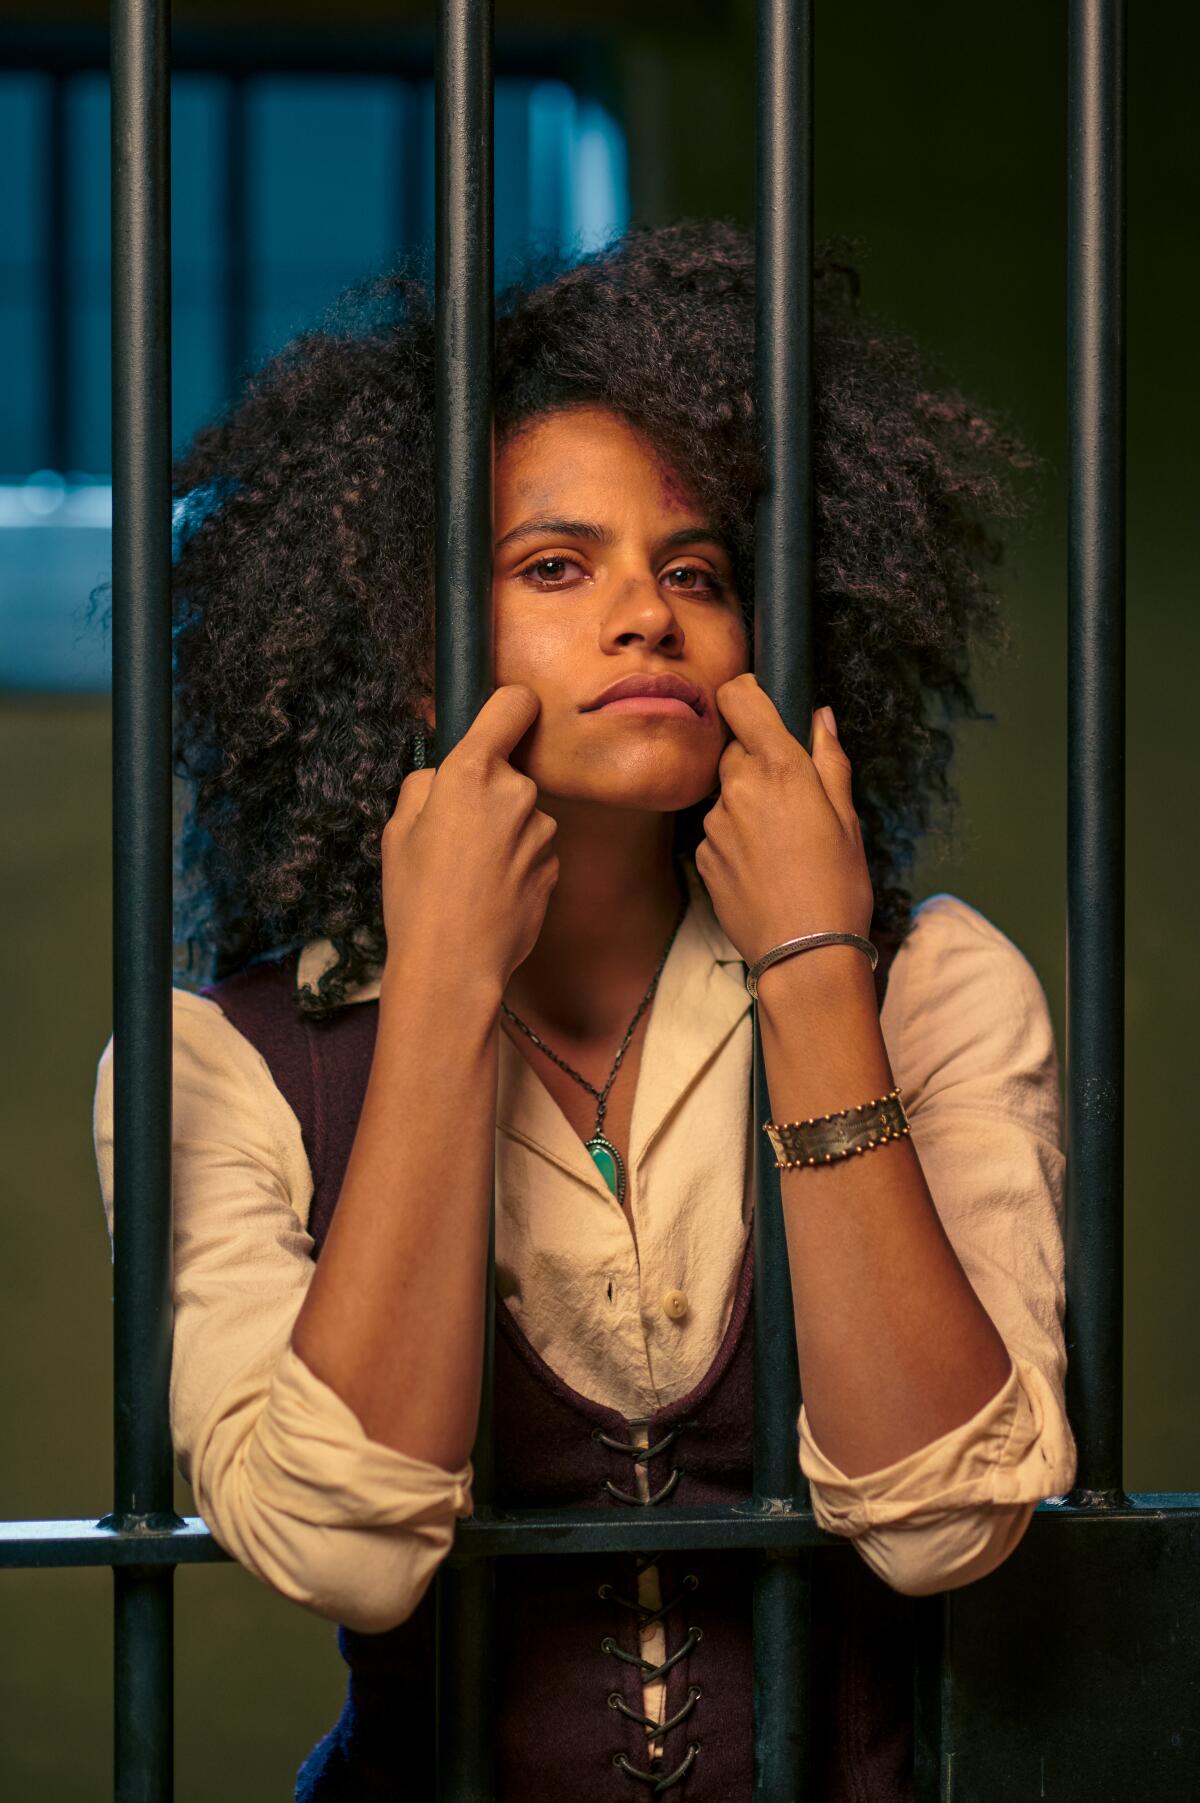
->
[[752, 1, 814, 1797], [0, 1519, 227, 1567], [1065, 0, 1127, 1500], [110, 0, 177, 1797], [432, 0, 494, 770], [114, 1568, 176, 1799], [432, 1, 495, 1797], [912, 1592, 949, 1803], [4, 1497, 1200, 1570]]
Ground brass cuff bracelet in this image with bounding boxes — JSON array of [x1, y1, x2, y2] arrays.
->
[[763, 1085, 910, 1170]]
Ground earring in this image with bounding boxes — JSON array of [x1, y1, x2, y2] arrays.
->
[[401, 717, 429, 769]]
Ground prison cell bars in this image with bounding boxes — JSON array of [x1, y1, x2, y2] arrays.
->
[[1064, 0, 1125, 1503], [425, 3, 819, 1793], [748, 2, 814, 1793], [106, 2, 179, 1799], [0, 3, 1184, 1802], [431, 0, 498, 1793]]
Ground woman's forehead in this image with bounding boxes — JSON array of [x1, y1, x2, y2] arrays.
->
[[495, 406, 702, 519]]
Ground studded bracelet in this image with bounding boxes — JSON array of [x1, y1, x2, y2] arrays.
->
[[763, 1085, 910, 1170]]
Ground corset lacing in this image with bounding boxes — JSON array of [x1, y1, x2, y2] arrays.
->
[[595, 1423, 684, 1506], [594, 1423, 702, 1794]]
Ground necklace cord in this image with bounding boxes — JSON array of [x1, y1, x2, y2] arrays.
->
[[500, 857, 690, 1149]]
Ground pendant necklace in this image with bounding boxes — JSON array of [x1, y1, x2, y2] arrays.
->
[[499, 859, 690, 1210]]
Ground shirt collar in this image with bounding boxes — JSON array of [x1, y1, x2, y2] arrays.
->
[[295, 858, 751, 1188]]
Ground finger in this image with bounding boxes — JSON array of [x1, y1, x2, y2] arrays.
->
[[713, 672, 799, 760], [389, 766, 436, 825], [717, 733, 751, 781], [453, 683, 542, 762], [810, 705, 856, 827]]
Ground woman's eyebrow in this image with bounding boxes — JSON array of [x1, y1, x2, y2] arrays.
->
[[654, 526, 733, 561], [494, 516, 617, 552]]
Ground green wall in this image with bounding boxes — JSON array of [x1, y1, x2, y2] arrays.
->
[[3, 3, 1196, 1795]]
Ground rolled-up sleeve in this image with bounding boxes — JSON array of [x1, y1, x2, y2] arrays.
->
[[798, 893, 1077, 1596], [92, 988, 473, 1635]]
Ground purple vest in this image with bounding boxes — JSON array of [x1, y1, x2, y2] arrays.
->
[[200, 934, 914, 1802]]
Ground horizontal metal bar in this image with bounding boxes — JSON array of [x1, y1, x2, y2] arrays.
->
[[0, 1518, 227, 1568], [455, 1505, 832, 1558], [354, 1495, 1200, 1557], [4, 1498, 1199, 1570]]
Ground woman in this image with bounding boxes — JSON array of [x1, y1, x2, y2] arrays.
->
[[94, 219, 1075, 1799]]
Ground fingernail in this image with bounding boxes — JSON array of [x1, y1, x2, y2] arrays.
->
[[819, 705, 838, 738]]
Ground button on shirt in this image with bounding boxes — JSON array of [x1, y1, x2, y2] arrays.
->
[[92, 866, 1076, 1745]]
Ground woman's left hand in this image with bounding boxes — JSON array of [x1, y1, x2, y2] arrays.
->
[[693, 672, 875, 969]]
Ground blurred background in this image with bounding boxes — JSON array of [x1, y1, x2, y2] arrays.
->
[[1, 1, 1196, 1796]]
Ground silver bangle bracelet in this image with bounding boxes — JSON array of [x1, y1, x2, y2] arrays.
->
[[744, 932, 878, 1001]]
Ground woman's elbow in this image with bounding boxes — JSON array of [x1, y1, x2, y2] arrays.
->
[[303, 1521, 456, 1634], [194, 1448, 463, 1633], [847, 1500, 1037, 1598]]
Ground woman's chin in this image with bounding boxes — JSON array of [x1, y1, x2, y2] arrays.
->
[[536, 777, 716, 816]]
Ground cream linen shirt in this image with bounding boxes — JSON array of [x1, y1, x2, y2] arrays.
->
[[93, 863, 1076, 1714]]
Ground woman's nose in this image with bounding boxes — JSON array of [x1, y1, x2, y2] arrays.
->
[[605, 578, 683, 647]]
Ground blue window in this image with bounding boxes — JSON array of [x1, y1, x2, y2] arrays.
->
[[0, 71, 629, 692]]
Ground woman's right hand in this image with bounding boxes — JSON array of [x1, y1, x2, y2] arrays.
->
[[379, 684, 559, 994]]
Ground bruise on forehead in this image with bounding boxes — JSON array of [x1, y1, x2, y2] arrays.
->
[[657, 456, 698, 515]]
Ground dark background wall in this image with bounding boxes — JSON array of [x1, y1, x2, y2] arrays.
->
[[2, 3, 1196, 1796]]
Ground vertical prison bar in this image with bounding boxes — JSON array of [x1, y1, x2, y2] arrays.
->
[[432, 0, 496, 1795], [109, 0, 177, 1798], [1065, 0, 1126, 1499], [751, 2, 814, 1798]]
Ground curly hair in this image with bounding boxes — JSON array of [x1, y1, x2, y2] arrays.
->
[[103, 218, 1041, 1015]]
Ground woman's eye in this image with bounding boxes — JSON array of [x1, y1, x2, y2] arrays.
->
[[519, 556, 584, 587], [663, 565, 724, 596]]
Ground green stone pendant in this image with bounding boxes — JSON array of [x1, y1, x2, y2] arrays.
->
[[585, 1134, 627, 1207]]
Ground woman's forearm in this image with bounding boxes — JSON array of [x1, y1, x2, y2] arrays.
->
[[290, 951, 502, 1471], [755, 946, 1012, 1478]]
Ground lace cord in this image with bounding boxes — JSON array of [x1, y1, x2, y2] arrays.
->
[[614, 1741, 701, 1792], [596, 1422, 704, 1792]]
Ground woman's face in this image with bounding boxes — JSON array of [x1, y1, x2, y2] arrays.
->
[[488, 405, 750, 812]]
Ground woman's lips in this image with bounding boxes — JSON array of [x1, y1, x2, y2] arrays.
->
[[587, 697, 700, 718]]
